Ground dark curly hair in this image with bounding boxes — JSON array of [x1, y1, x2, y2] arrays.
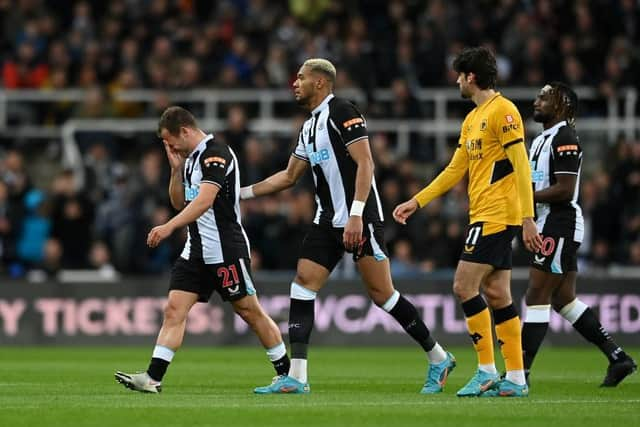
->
[[452, 46, 497, 90], [548, 82, 578, 127]]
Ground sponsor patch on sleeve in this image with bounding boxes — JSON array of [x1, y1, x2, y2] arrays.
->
[[556, 145, 578, 152], [556, 144, 579, 156], [343, 117, 364, 129], [505, 114, 514, 123], [204, 156, 227, 168]]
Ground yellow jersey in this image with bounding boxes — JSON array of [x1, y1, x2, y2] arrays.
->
[[414, 92, 533, 226]]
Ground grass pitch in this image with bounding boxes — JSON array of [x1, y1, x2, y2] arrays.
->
[[0, 346, 638, 427]]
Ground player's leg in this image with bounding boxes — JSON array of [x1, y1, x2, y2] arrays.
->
[[231, 294, 290, 378], [279, 224, 343, 389], [217, 258, 290, 379], [115, 289, 198, 393], [453, 260, 501, 396], [151, 290, 200, 376], [552, 273, 637, 387], [286, 258, 331, 385], [481, 268, 527, 397], [521, 268, 562, 380], [357, 255, 455, 394], [253, 257, 329, 394]]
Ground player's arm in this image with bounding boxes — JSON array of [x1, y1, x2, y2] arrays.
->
[[504, 142, 535, 218], [162, 140, 186, 210], [148, 147, 230, 248], [168, 167, 185, 210], [241, 129, 309, 199], [329, 99, 372, 249], [536, 133, 581, 203], [534, 174, 577, 203], [347, 138, 374, 206], [241, 155, 308, 199], [413, 146, 468, 207], [393, 145, 468, 225], [498, 107, 541, 252], [343, 138, 374, 249], [148, 183, 219, 248]]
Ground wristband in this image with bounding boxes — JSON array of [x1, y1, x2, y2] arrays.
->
[[350, 200, 365, 217], [240, 185, 255, 200]]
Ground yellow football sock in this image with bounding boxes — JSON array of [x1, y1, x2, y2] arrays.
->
[[495, 315, 524, 371], [465, 307, 495, 366]]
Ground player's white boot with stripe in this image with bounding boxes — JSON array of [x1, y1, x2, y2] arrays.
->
[[115, 371, 162, 393]]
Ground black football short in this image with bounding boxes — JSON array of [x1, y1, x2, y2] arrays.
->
[[169, 257, 256, 302], [460, 222, 520, 270], [299, 221, 389, 272], [530, 234, 580, 274]]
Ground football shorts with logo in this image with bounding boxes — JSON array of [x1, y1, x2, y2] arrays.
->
[[169, 257, 256, 302], [530, 234, 579, 274], [460, 222, 520, 270], [299, 221, 389, 272]]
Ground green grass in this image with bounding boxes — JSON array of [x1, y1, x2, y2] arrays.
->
[[0, 347, 638, 427]]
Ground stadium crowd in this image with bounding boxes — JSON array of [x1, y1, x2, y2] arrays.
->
[[1, 0, 640, 277]]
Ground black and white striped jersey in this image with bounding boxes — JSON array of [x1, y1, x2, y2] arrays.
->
[[292, 94, 384, 228], [529, 120, 584, 243], [181, 134, 250, 264]]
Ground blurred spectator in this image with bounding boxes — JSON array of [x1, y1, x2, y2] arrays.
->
[[0, 180, 17, 268], [2, 41, 48, 88], [49, 169, 94, 269], [16, 189, 50, 268], [390, 239, 421, 278], [73, 86, 114, 118], [221, 104, 250, 160], [2, 150, 31, 203], [95, 163, 137, 272], [387, 78, 422, 118], [88, 240, 117, 276]]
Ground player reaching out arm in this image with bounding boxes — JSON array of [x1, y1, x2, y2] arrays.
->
[[394, 46, 541, 398], [244, 58, 455, 395]]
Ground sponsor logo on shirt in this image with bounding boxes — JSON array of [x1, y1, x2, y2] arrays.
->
[[502, 123, 520, 133], [466, 138, 483, 160], [343, 117, 365, 131], [184, 184, 200, 201], [556, 145, 578, 156], [204, 156, 226, 168], [308, 148, 331, 166], [531, 170, 545, 182]]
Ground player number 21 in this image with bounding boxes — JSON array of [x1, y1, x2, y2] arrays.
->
[[217, 265, 240, 287]]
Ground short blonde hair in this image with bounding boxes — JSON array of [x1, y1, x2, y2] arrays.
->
[[302, 58, 336, 84]]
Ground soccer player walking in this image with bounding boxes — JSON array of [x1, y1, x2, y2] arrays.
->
[[521, 82, 636, 386], [244, 58, 455, 394], [394, 46, 541, 397], [115, 107, 290, 393]]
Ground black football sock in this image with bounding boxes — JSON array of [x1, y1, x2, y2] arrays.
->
[[522, 305, 551, 373], [147, 344, 175, 382], [289, 298, 315, 359], [572, 308, 627, 363], [383, 291, 436, 352]]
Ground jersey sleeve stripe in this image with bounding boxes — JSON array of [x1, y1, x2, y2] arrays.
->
[[344, 135, 368, 146], [200, 180, 222, 188], [503, 138, 524, 149], [292, 153, 310, 162]]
